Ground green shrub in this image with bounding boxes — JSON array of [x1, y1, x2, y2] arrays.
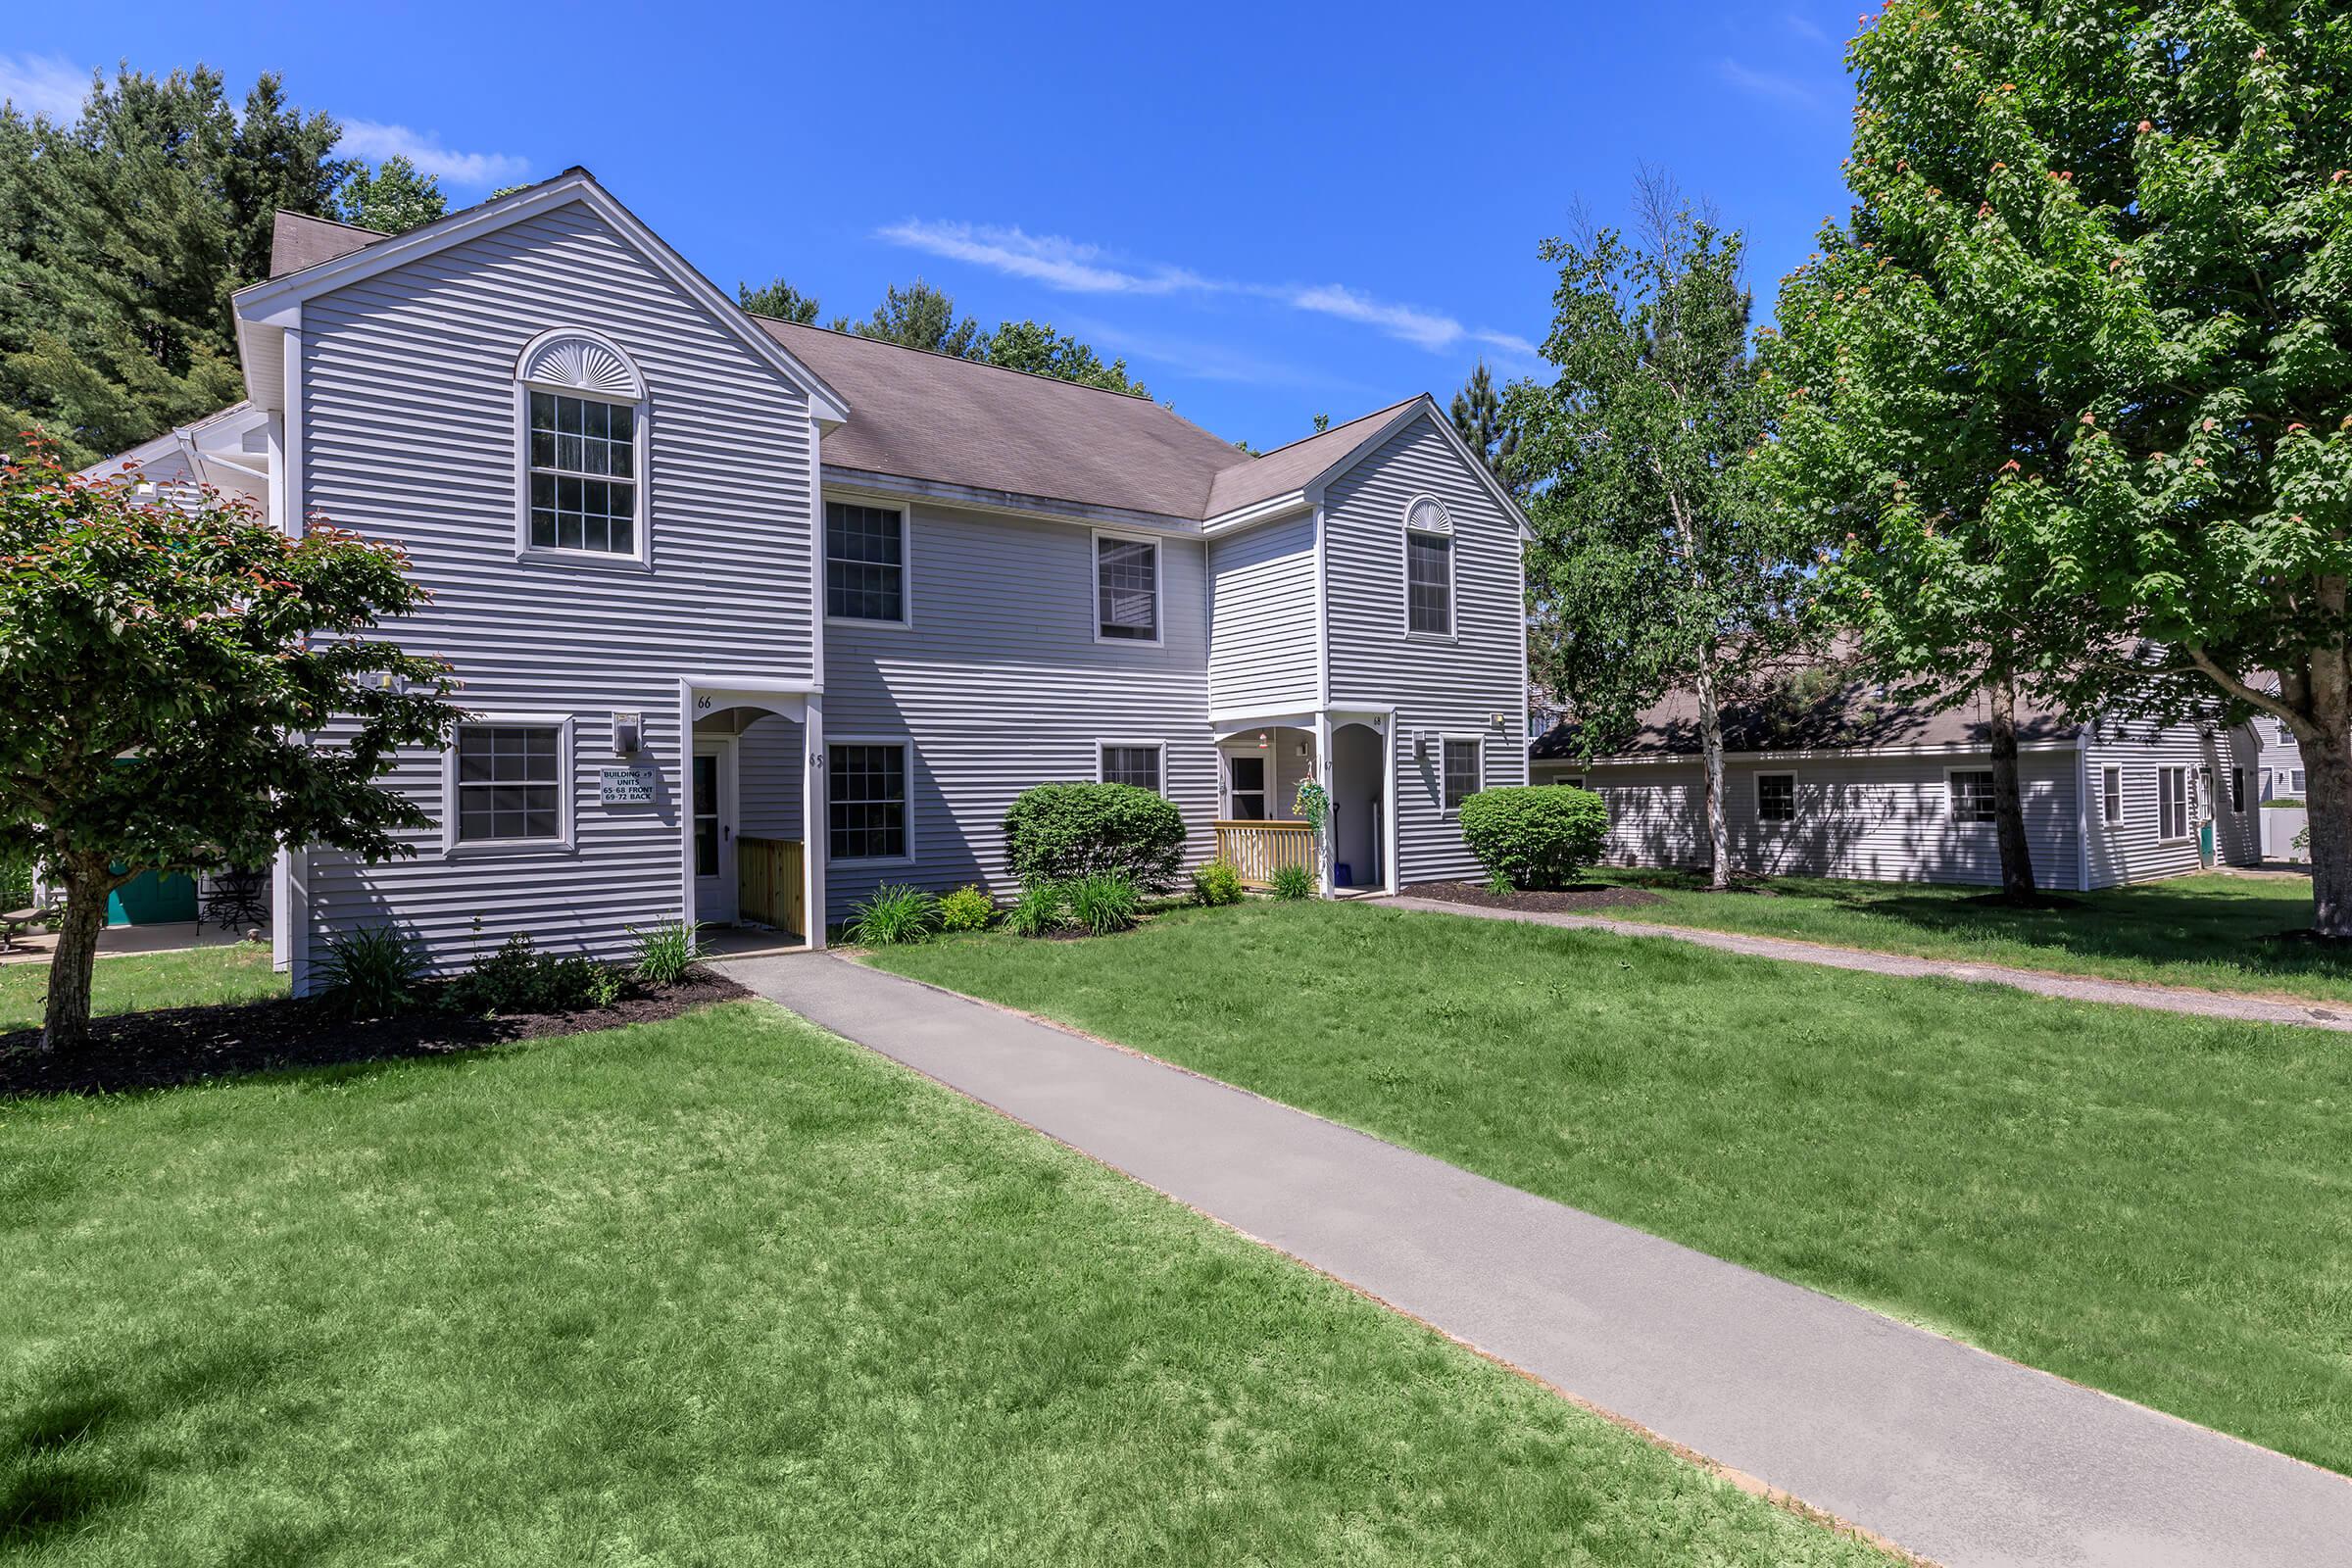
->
[[1269, 863, 1316, 902], [938, 885, 995, 932], [846, 884, 938, 946], [1484, 864, 1516, 896], [1005, 881, 1068, 938], [1004, 783, 1186, 891], [1066, 871, 1143, 936], [447, 933, 618, 1015], [0, 853, 32, 911], [1457, 786, 1609, 891], [630, 920, 700, 986], [1191, 859, 1244, 906], [318, 926, 426, 1019]]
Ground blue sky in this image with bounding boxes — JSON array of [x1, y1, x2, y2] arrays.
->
[[7, 2, 1861, 449]]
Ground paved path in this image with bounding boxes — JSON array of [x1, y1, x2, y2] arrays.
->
[[1378, 895, 2352, 1032], [718, 952, 2351, 1568]]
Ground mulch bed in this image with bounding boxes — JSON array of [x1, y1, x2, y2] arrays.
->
[[0, 969, 748, 1100], [1402, 880, 1665, 914]]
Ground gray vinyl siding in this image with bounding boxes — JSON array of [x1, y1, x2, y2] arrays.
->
[[1549, 748, 2085, 889], [1322, 414, 1527, 885], [2082, 721, 2220, 885], [815, 498, 1216, 919], [1207, 511, 1319, 713], [296, 196, 817, 971]]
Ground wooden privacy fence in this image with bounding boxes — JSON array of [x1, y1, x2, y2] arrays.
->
[[737, 836, 807, 934], [1213, 820, 1316, 888]]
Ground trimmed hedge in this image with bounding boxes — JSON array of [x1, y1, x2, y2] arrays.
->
[[1004, 783, 1186, 891], [1457, 786, 1609, 890]]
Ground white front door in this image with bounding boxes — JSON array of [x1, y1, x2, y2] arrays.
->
[[692, 740, 737, 924]]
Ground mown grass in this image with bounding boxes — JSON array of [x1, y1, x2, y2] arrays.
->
[[871, 901, 2352, 1473], [1, 1003, 1890, 1566], [1581, 868, 2352, 1004], [0, 943, 282, 1034]]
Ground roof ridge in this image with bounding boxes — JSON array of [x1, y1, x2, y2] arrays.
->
[[271, 208, 387, 239], [755, 316, 1184, 410], [1219, 395, 1424, 469]]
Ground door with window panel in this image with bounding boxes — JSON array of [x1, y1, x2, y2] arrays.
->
[[692, 742, 736, 922]]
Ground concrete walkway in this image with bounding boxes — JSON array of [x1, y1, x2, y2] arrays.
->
[[718, 952, 2351, 1568], [1378, 895, 2352, 1032]]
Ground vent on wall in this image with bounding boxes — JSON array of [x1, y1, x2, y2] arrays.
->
[[1404, 495, 1451, 534], [519, 333, 643, 399]]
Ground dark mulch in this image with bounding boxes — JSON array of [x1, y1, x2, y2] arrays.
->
[[0, 969, 749, 1100], [1402, 880, 1665, 914]]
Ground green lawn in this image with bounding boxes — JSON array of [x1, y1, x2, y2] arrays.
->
[[0, 943, 283, 1034], [1576, 868, 2352, 1004], [2, 1002, 1889, 1566], [870, 901, 2352, 1474]]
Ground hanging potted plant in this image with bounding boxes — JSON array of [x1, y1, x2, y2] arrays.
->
[[1293, 777, 1328, 832]]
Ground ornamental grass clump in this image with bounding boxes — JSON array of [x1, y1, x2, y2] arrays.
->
[[630, 920, 700, 985], [1065, 871, 1143, 936], [1269, 863, 1316, 902], [1457, 787, 1609, 891], [317, 925, 427, 1019], [846, 884, 938, 947], [1005, 881, 1068, 937]]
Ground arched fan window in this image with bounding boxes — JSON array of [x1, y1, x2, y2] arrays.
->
[[1402, 494, 1454, 637], [515, 329, 648, 562]]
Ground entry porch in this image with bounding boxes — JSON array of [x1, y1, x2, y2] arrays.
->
[[1210, 709, 1396, 896]]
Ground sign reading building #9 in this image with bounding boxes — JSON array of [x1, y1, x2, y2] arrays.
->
[[599, 766, 658, 806]]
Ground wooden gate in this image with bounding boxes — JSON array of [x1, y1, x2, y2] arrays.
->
[[736, 837, 806, 934]]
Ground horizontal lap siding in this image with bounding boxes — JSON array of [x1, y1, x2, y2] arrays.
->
[[1323, 416, 1526, 885], [1207, 513, 1318, 713], [2083, 722, 2231, 885], [1556, 750, 2082, 888], [821, 502, 1215, 919], [299, 200, 815, 970]]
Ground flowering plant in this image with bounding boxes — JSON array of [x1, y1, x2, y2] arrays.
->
[[1292, 778, 1328, 831]]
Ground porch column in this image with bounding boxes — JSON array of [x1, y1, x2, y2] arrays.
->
[[803, 697, 827, 951], [1313, 710, 1335, 897]]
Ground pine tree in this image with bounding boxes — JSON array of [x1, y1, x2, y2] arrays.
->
[[737, 277, 821, 323], [853, 279, 983, 358], [1450, 362, 1520, 494]]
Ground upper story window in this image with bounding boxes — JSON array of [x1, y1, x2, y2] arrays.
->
[[827, 501, 908, 623], [515, 330, 647, 564], [1404, 495, 1454, 638], [1096, 532, 1160, 644]]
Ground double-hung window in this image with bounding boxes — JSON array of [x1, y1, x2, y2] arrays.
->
[[2101, 765, 2123, 825], [2157, 765, 2189, 841], [452, 722, 565, 846], [1757, 771, 1796, 823], [826, 502, 907, 622], [2291, 767, 2307, 797], [1947, 768, 1997, 824], [517, 330, 647, 563], [1100, 744, 1163, 794], [2230, 766, 2246, 814], [1442, 737, 1482, 810], [829, 743, 908, 861], [1096, 533, 1159, 643]]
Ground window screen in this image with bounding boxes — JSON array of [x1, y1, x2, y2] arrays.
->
[[1097, 537, 1158, 640]]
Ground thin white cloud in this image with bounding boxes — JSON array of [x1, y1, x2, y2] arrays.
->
[[1066, 316, 1365, 393], [0, 52, 91, 122], [340, 120, 528, 188], [1718, 58, 1819, 109], [1785, 12, 1830, 44], [878, 217, 1532, 358]]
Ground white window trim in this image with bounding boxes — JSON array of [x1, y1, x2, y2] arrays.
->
[[512, 329, 652, 571], [823, 496, 914, 630], [1755, 768, 1798, 827], [2100, 763, 2123, 827], [825, 734, 916, 866], [2291, 767, 2307, 796], [1943, 764, 1998, 827], [1091, 527, 1164, 648], [442, 712, 577, 857], [1401, 504, 1457, 643], [1095, 738, 1169, 797], [2230, 765, 2246, 815], [1439, 731, 1484, 815], [2156, 764, 2191, 844]]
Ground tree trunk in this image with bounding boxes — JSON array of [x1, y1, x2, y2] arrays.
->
[[1695, 656, 1732, 890], [39, 860, 113, 1054], [2302, 679, 2352, 938], [1985, 665, 2037, 901]]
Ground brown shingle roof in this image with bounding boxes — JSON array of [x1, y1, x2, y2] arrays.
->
[[1203, 398, 1422, 517], [1534, 667, 2078, 760], [759, 320, 1255, 517], [269, 211, 384, 277]]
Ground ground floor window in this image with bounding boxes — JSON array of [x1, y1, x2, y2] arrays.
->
[[830, 743, 907, 861], [2230, 766, 2245, 814], [1100, 743, 1162, 794], [1756, 770, 1796, 823], [2101, 764, 2122, 825], [1549, 774, 1585, 790], [1442, 738, 1482, 811], [453, 723, 564, 844], [1947, 769, 1996, 824], [2291, 767, 2307, 797], [2158, 764, 2189, 841]]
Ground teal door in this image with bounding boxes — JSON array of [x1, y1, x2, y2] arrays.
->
[[2198, 821, 2215, 868], [108, 868, 197, 926]]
